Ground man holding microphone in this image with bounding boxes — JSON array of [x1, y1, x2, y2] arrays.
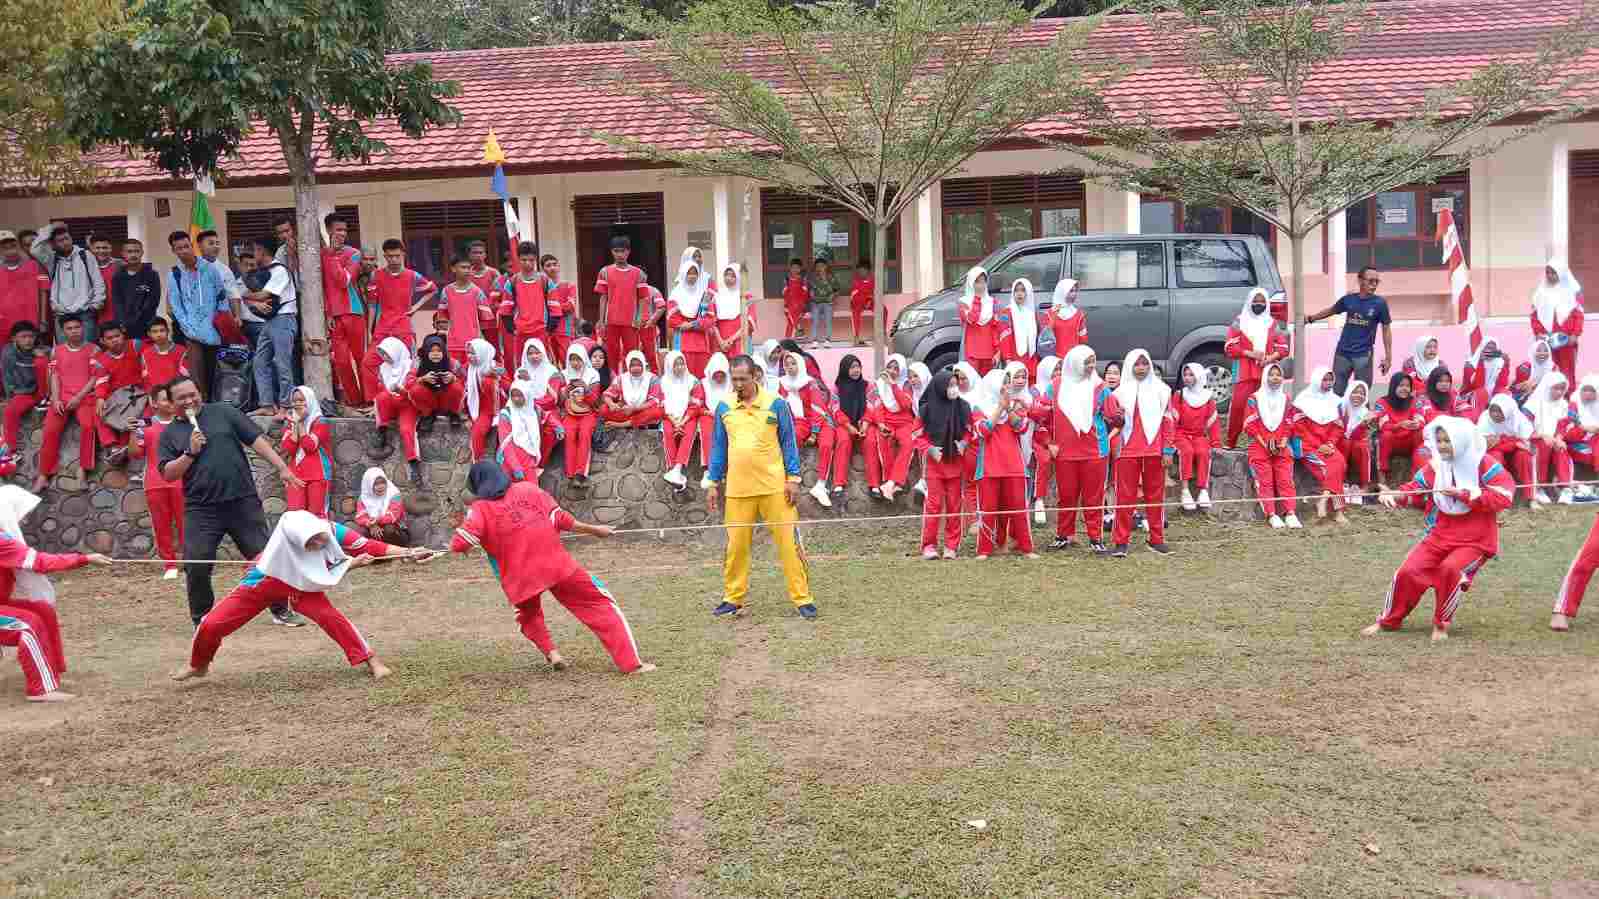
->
[[706, 354, 818, 620], [157, 375, 309, 628]]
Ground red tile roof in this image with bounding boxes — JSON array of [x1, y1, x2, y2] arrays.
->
[[71, 0, 1599, 191]]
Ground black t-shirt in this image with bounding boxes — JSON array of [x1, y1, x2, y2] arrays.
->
[[158, 402, 265, 506]]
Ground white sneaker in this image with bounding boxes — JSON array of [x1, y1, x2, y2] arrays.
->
[[1558, 488, 1575, 505], [1196, 489, 1212, 510], [163, 568, 179, 580], [700, 474, 713, 490], [1033, 498, 1046, 524], [809, 481, 832, 508], [1285, 513, 1303, 529], [1181, 487, 1196, 511], [662, 468, 680, 488], [881, 480, 897, 501], [1534, 489, 1552, 505], [914, 478, 927, 497], [1268, 514, 1285, 529]]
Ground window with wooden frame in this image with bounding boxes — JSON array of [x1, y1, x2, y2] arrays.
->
[[759, 188, 900, 298], [1343, 172, 1468, 272], [59, 216, 129, 249], [399, 199, 527, 285], [941, 175, 1084, 286], [1138, 197, 1274, 254]]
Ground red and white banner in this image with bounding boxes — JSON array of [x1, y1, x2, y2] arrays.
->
[[1438, 209, 1480, 357]]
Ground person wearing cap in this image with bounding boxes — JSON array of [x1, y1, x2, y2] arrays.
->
[[29, 222, 104, 343], [0, 230, 49, 353]]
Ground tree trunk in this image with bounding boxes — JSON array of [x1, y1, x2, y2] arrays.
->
[[1289, 227, 1306, 395], [281, 138, 334, 405], [872, 222, 888, 372]]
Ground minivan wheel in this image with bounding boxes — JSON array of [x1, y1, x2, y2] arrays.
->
[[1184, 349, 1234, 414], [925, 348, 960, 377]]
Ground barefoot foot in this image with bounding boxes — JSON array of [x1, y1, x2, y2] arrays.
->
[[171, 666, 208, 681], [367, 659, 392, 679], [26, 690, 75, 702], [1551, 613, 1571, 632], [1359, 623, 1384, 637], [629, 662, 658, 674], [548, 651, 569, 671], [1430, 627, 1449, 643]]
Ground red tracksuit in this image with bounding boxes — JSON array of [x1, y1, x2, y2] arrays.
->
[[525, 372, 567, 468], [466, 370, 503, 461], [40, 342, 98, 478], [355, 498, 405, 534], [601, 377, 663, 428], [1244, 397, 1296, 517], [849, 275, 875, 336], [975, 405, 1034, 555], [1294, 410, 1348, 498], [1532, 402, 1579, 491], [1112, 395, 1175, 546], [1039, 305, 1087, 359], [784, 382, 837, 482], [1555, 513, 1599, 619], [439, 284, 488, 363], [1462, 357, 1511, 409], [994, 311, 1040, 381], [1532, 305, 1583, 386], [130, 417, 184, 571], [561, 379, 603, 478], [1035, 385, 1122, 542], [503, 274, 576, 373], [959, 300, 999, 375], [362, 268, 434, 401], [830, 394, 881, 490], [667, 304, 715, 378], [1172, 393, 1220, 489], [3, 350, 48, 454], [1343, 415, 1376, 489], [875, 383, 918, 487], [595, 264, 649, 371], [281, 419, 333, 518], [782, 274, 810, 338], [451, 481, 643, 671], [467, 266, 503, 361], [496, 412, 542, 480], [191, 524, 387, 670], [921, 411, 980, 554], [1224, 323, 1290, 448], [406, 369, 466, 419], [0, 535, 87, 697], [92, 343, 142, 448], [139, 342, 189, 396], [661, 384, 706, 468], [1377, 458, 1515, 630], [1374, 398, 1429, 480], [322, 245, 368, 404]]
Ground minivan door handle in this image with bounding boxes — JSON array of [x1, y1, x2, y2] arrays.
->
[[1141, 298, 1160, 307]]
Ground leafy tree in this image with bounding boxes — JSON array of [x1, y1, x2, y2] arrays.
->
[[597, 0, 1115, 366], [56, 0, 460, 401], [1, 0, 120, 193], [1067, 0, 1599, 386]]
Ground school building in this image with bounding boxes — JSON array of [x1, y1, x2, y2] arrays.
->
[[3, 0, 1595, 337]]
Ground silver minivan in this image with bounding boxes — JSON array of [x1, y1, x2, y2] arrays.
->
[[889, 233, 1288, 412]]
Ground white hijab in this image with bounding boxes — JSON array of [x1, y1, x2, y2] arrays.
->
[[908, 361, 932, 411], [1056, 345, 1098, 435], [1180, 362, 1210, 408], [1008, 278, 1038, 356], [519, 338, 559, 401], [669, 260, 709, 318], [1292, 365, 1342, 425], [954, 361, 994, 417], [1113, 348, 1170, 443], [702, 353, 733, 410], [1467, 338, 1505, 394], [777, 351, 812, 418], [255, 510, 352, 593], [1526, 338, 1554, 387], [878, 354, 908, 412], [502, 378, 542, 458], [1410, 335, 1441, 380], [1036, 355, 1061, 390], [1528, 371, 1571, 439], [1237, 288, 1272, 353], [1342, 380, 1372, 438], [1051, 278, 1079, 318], [377, 337, 412, 394], [980, 369, 1008, 418], [660, 350, 698, 419], [1578, 375, 1599, 430], [291, 385, 323, 466], [1533, 256, 1582, 330], [564, 344, 599, 385], [1253, 363, 1288, 431], [358, 467, 402, 521], [675, 247, 702, 284], [1427, 416, 1488, 516], [620, 349, 653, 407], [959, 266, 993, 326], [1478, 393, 1533, 441], [464, 338, 497, 420], [0, 486, 53, 603], [755, 339, 781, 382], [714, 264, 744, 319]]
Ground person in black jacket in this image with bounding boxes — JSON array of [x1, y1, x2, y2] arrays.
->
[[111, 238, 162, 340]]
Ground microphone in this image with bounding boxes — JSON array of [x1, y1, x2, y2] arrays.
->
[[186, 409, 199, 429]]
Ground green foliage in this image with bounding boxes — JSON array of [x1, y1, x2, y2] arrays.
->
[[0, 0, 121, 193]]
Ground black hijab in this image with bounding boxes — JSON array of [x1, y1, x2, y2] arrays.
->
[[590, 346, 613, 391], [919, 370, 969, 458], [418, 334, 450, 378], [468, 460, 512, 500], [1424, 365, 1453, 410], [1385, 373, 1413, 412], [834, 353, 867, 425]]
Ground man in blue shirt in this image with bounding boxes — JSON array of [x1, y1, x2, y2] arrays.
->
[[1307, 266, 1393, 394], [165, 231, 233, 399]]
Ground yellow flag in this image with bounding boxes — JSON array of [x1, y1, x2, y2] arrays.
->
[[482, 130, 506, 165]]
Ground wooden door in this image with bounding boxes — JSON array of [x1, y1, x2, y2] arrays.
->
[[1571, 151, 1599, 309]]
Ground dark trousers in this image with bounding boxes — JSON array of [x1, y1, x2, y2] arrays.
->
[[183, 496, 285, 625]]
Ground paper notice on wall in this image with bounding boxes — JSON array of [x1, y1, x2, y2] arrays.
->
[[1430, 197, 1454, 214], [1382, 207, 1409, 225], [772, 233, 794, 249], [828, 231, 850, 247]]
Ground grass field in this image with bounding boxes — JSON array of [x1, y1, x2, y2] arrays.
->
[[2, 506, 1598, 898]]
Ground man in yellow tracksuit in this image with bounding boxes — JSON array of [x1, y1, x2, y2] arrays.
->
[[705, 354, 817, 620]]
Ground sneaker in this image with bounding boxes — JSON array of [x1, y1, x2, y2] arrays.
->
[[573, 474, 589, 487], [1147, 542, 1173, 556], [832, 485, 845, 495], [809, 481, 833, 508], [1090, 541, 1108, 555], [1196, 489, 1212, 510], [1284, 514, 1303, 529], [712, 601, 742, 618], [1102, 511, 1114, 528], [914, 479, 927, 497], [1558, 489, 1575, 505], [1033, 499, 1046, 525], [922, 546, 939, 560], [796, 603, 818, 620], [163, 567, 179, 580], [700, 475, 714, 490], [868, 487, 885, 501], [1533, 489, 1553, 505], [1134, 511, 1148, 532], [967, 522, 980, 537], [272, 610, 307, 627], [1269, 514, 1285, 529], [881, 481, 898, 502], [1048, 537, 1073, 551], [1110, 544, 1129, 558], [941, 548, 957, 560], [1180, 487, 1196, 512]]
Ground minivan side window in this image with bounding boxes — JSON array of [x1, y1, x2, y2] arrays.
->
[[1174, 238, 1258, 288], [1071, 242, 1164, 289], [987, 246, 1063, 295]]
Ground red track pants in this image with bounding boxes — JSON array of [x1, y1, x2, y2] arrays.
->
[[192, 582, 373, 669], [147, 487, 184, 570], [285, 481, 330, 519], [1172, 435, 1213, 488], [921, 473, 964, 553], [514, 569, 643, 672], [1555, 514, 1599, 618], [1378, 539, 1490, 630], [1226, 379, 1257, 448], [1249, 448, 1295, 517], [977, 476, 1033, 555], [376, 392, 421, 461], [39, 404, 96, 477], [1112, 455, 1166, 545], [1053, 456, 1108, 541], [1487, 445, 1535, 501], [329, 314, 367, 406], [362, 332, 415, 404], [563, 413, 598, 477], [0, 602, 63, 696], [662, 416, 702, 468]]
